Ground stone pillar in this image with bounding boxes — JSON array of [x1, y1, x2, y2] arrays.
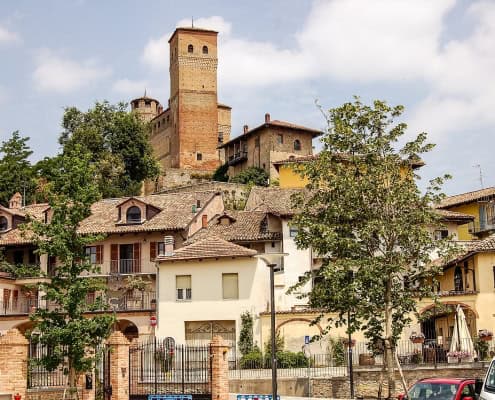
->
[[77, 370, 95, 400], [0, 329, 29, 399], [107, 331, 130, 400], [210, 336, 230, 400]]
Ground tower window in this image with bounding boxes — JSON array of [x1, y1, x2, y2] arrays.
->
[[218, 132, 224, 144], [202, 45, 208, 54], [277, 134, 283, 144], [294, 139, 301, 151], [188, 44, 194, 53], [197, 153, 202, 161], [145, 100, 151, 108]]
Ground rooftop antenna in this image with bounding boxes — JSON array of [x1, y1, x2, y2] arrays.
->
[[473, 164, 484, 189], [144, 89, 147, 97], [192, 16, 194, 28]]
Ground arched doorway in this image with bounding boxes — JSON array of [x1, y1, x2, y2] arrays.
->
[[115, 319, 139, 341], [13, 320, 35, 336]]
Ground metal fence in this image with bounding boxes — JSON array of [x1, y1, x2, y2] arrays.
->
[[129, 338, 211, 400], [28, 341, 68, 388]]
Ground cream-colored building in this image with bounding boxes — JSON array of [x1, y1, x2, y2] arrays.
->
[[155, 236, 269, 348]]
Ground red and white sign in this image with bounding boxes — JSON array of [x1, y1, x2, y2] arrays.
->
[[150, 315, 157, 326]]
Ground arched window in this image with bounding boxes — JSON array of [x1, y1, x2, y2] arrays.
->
[[202, 45, 208, 54], [126, 206, 141, 223], [188, 44, 194, 53], [454, 266, 463, 292], [0, 216, 8, 231], [294, 139, 301, 151]]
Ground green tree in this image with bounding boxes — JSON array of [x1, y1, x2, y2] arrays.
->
[[58, 101, 159, 197], [212, 162, 229, 182], [0, 131, 36, 206], [238, 311, 254, 355], [230, 166, 269, 186], [26, 146, 115, 396], [290, 98, 454, 397]]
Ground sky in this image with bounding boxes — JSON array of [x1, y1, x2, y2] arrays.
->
[[0, 0, 494, 195]]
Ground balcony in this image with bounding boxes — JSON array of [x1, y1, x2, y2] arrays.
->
[[110, 259, 141, 274], [0, 298, 38, 315], [436, 289, 478, 297], [468, 219, 495, 236], [228, 151, 248, 166]]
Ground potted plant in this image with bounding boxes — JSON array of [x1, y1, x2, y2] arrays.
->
[[447, 350, 471, 363], [409, 332, 425, 344], [478, 329, 493, 342]]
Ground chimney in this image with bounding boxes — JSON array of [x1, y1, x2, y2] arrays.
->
[[157, 104, 163, 113], [265, 113, 271, 123], [9, 192, 22, 209], [243, 125, 249, 134], [163, 235, 175, 256], [202, 214, 208, 228]]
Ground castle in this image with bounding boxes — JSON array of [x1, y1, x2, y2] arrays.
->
[[131, 26, 320, 191]]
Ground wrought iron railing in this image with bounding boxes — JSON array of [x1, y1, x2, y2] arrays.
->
[[0, 298, 38, 315], [110, 258, 141, 274]]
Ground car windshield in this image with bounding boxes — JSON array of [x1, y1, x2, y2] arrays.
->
[[408, 382, 459, 400], [486, 361, 495, 393]]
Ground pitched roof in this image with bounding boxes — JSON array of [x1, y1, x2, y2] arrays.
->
[[434, 209, 475, 222], [437, 187, 495, 209], [439, 234, 495, 267], [0, 203, 50, 245], [187, 211, 281, 243], [245, 187, 304, 217], [218, 120, 322, 149], [77, 191, 219, 235], [156, 236, 257, 262]]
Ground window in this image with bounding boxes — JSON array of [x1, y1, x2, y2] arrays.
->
[[0, 216, 8, 231], [277, 134, 283, 144], [454, 266, 463, 292], [218, 132, 224, 144], [145, 100, 151, 108], [13, 251, 24, 265], [294, 139, 301, 151], [126, 206, 142, 223], [188, 44, 194, 53], [222, 273, 239, 299], [289, 226, 298, 237], [434, 229, 449, 240], [85, 245, 103, 264], [202, 45, 208, 54], [176, 275, 192, 300], [196, 153, 202, 161]]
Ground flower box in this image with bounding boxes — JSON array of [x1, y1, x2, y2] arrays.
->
[[341, 338, 356, 347], [409, 332, 425, 344], [479, 330, 493, 342]]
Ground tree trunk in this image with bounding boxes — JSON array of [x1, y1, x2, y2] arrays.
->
[[67, 360, 79, 400], [394, 349, 409, 394], [378, 360, 386, 399], [384, 278, 395, 399]]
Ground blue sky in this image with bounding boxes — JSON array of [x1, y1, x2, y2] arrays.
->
[[0, 0, 494, 195]]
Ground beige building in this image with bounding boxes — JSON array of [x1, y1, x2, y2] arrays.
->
[[218, 113, 321, 181], [0, 191, 224, 340]]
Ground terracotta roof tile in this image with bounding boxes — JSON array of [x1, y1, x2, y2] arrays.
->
[[77, 191, 219, 235], [187, 211, 281, 243], [437, 187, 495, 209], [434, 209, 475, 221], [245, 187, 304, 217], [156, 236, 257, 262], [0, 204, 50, 245]]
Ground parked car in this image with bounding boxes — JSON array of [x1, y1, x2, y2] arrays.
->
[[475, 356, 495, 400], [398, 378, 477, 400]]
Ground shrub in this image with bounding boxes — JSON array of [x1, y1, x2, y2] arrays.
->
[[239, 347, 263, 369], [230, 167, 269, 186], [328, 336, 345, 366]]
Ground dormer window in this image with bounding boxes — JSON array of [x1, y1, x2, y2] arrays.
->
[[0, 216, 8, 231], [126, 206, 142, 224]]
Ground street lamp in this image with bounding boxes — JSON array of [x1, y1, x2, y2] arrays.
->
[[255, 252, 288, 400]]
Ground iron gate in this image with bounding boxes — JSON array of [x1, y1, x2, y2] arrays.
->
[[129, 338, 212, 400], [96, 345, 112, 400]]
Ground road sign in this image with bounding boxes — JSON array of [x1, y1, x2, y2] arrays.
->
[[304, 335, 310, 345], [236, 395, 280, 400]]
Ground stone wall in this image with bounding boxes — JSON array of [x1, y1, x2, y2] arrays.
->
[[230, 364, 490, 399]]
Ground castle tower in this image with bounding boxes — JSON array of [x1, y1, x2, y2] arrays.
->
[[130, 93, 160, 123], [168, 27, 223, 170]]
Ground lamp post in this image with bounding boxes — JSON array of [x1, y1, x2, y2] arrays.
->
[[256, 253, 288, 400]]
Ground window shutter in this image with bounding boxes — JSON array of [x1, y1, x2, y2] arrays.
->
[[96, 245, 103, 264], [111, 244, 118, 273], [222, 273, 239, 299], [134, 243, 141, 272], [150, 242, 156, 260]]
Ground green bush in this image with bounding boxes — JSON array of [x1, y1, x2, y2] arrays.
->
[[239, 347, 263, 369], [474, 337, 490, 361], [230, 167, 269, 186], [328, 337, 345, 366]]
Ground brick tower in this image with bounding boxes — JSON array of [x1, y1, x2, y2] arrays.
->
[[168, 27, 224, 170]]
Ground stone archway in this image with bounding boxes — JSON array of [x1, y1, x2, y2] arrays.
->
[[276, 318, 323, 352], [115, 319, 139, 341]]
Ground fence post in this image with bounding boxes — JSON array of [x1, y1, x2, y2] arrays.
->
[[0, 329, 29, 399], [210, 336, 230, 400], [107, 331, 130, 400]]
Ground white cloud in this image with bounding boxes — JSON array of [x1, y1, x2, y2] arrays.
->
[[112, 79, 149, 96], [0, 24, 20, 44], [33, 49, 111, 93], [142, 33, 170, 70]]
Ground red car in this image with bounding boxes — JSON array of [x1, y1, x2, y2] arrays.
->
[[398, 378, 477, 400]]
